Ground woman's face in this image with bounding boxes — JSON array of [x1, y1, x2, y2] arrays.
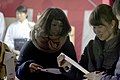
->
[[16, 11, 27, 22], [116, 15, 120, 28], [50, 19, 63, 36], [93, 21, 114, 41]]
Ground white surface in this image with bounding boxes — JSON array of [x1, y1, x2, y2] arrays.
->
[[58, 53, 89, 74], [0, 12, 5, 41], [4, 52, 15, 80], [40, 68, 61, 74], [81, 10, 95, 54]]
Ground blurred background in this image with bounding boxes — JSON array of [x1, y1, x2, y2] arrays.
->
[[0, 0, 115, 60]]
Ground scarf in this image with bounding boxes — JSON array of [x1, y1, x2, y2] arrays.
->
[[31, 29, 67, 53], [93, 31, 120, 70]]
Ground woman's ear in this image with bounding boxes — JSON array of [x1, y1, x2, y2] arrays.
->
[[111, 20, 116, 28]]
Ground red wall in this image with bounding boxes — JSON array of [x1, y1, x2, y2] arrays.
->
[[0, 0, 102, 60]]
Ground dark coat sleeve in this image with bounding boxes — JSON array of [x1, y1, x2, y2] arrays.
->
[[61, 36, 77, 61], [101, 56, 120, 80], [15, 41, 35, 80]]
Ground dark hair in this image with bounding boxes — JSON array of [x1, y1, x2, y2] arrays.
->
[[34, 7, 71, 36], [16, 5, 27, 13], [112, 0, 120, 16], [89, 4, 119, 34]]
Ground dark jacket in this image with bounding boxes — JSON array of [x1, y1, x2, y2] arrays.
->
[[15, 37, 77, 80], [100, 52, 120, 80], [76, 34, 120, 80]]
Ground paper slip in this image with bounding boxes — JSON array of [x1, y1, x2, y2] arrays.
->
[[58, 53, 89, 74], [40, 68, 61, 74]]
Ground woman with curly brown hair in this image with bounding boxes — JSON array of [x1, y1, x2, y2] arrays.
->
[[15, 7, 77, 80]]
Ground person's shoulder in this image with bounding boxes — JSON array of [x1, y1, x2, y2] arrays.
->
[[0, 12, 4, 19], [8, 21, 19, 27], [64, 36, 74, 46], [22, 40, 35, 50], [28, 21, 35, 29], [0, 12, 4, 16], [28, 21, 35, 26], [25, 40, 33, 46]]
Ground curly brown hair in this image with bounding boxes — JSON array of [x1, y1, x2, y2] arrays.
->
[[34, 8, 71, 37]]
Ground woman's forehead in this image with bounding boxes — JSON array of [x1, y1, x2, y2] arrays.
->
[[116, 15, 120, 21], [16, 11, 26, 14], [52, 19, 63, 24]]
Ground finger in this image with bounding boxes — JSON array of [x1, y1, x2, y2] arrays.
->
[[32, 63, 43, 68], [29, 63, 38, 70], [30, 68, 36, 73], [37, 65, 43, 69], [31, 65, 38, 70], [84, 74, 87, 78], [37, 67, 43, 71], [100, 71, 105, 74], [60, 59, 66, 66]]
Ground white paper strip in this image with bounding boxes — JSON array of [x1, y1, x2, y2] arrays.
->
[[40, 68, 61, 74], [60, 53, 89, 74]]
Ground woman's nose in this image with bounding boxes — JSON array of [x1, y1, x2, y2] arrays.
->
[[94, 28, 101, 34]]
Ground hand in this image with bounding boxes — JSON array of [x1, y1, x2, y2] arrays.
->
[[57, 54, 71, 72], [29, 63, 43, 73], [11, 49, 20, 59], [12, 49, 20, 55], [84, 71, 104, 80]]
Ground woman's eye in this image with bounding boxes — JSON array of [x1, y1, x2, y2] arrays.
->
[[53, 24, 57, 26], [52, 24, 56, 26]]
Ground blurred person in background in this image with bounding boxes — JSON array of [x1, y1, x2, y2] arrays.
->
[[0, 12, 5, 42], [4, 5, 35, 59]]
